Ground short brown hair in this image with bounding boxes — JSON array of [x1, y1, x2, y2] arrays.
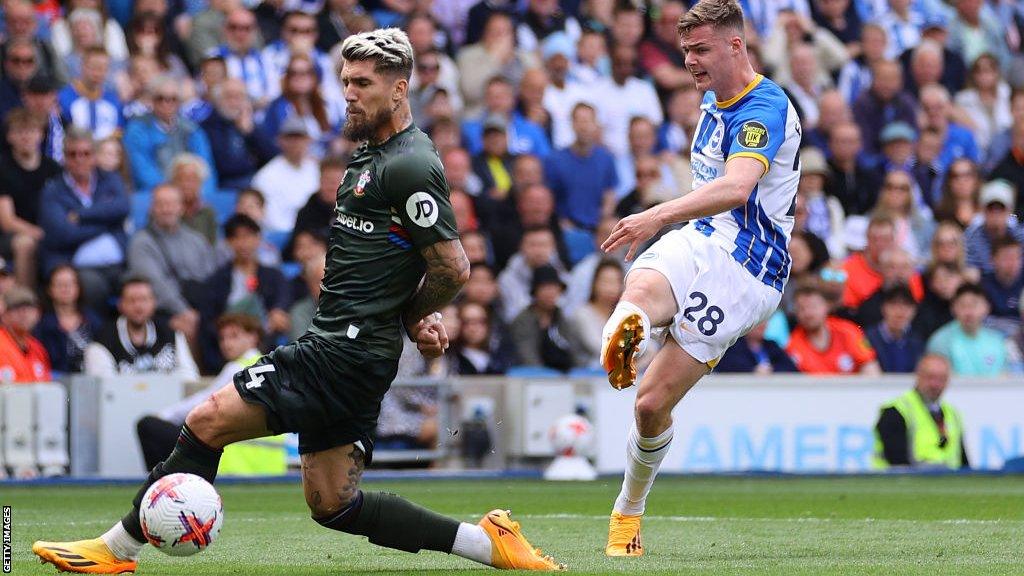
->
[[5, 108, 42, 132], [677, 0, 745, 37], [792, 281, 827, 301], [216, 312, 263, 338]]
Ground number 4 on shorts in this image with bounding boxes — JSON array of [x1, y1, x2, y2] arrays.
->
[[244, 365, 275, 389]]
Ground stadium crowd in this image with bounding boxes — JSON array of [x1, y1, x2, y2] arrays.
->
[[0, 0, 1022, 386]]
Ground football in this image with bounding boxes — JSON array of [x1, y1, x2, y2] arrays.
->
[[139, 473, 224, 557], [549, 414, 595, 457]]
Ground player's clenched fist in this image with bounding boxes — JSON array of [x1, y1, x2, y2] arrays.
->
[[410, 312, 449, 359]]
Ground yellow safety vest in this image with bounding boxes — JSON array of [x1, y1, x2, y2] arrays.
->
[[873, 390, 963, 469], [218, 352, 289, 476]]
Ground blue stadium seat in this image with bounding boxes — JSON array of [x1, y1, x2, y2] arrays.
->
[[506, 366, 562, 378], [131, 191, 151, 232], [563, 227, 595, 267], [569, 366, 606, 378], [265, 230, 290, 251], [206, 190, 237, 224]]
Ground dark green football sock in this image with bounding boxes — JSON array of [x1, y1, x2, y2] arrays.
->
[[121, 424, 223, 543], [315, 490, 460, 553]]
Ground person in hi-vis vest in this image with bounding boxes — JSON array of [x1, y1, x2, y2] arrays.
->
[[873, 354, 969, 469], [136, 313, 288, 475]]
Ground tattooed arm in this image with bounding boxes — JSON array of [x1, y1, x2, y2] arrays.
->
[[402, 238, 471, 336]]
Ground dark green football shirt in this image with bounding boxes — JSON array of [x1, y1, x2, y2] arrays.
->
[[307, 124, 458, 359]]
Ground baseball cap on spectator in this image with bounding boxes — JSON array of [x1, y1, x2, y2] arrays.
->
[[530, 265, 566, 294], [542, 32, 575, 62], [483, 113, 508, 134], [979, 179, 1015, 212], [800, 147, 828, 175], [25, 74, 60, 93], [279, 115, 310, 137], [922, 13, 948, 31], [843, 215, 869, 252], [880, 122, 917, 144], [4, 285, 38, 309]]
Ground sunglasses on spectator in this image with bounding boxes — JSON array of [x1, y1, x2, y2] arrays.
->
[[7, 56, 35, 65], [883, 182, 911, 191]]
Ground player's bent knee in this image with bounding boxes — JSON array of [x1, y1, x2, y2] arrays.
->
[[634, 392, 670, 430], [313, 490, 364, 531], [184, 397, 224, 445], [306, 482, 360, 518]]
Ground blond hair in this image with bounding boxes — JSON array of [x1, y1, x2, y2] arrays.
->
[[677, 0, 745, 37], [340, 27, 414, 80]]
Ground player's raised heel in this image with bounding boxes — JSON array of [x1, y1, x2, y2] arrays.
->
[[33, 538, 138, 574], [478, 509, 566, 570], [602, 313, 645, 390], [605, 512, 643, 557]]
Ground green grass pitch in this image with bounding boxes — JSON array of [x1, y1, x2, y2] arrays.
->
[[5, 476, 1024, 575]]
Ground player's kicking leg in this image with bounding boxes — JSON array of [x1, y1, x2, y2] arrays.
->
[[33, 383, 271, 573], [601, 269, 710, 557], [302, 443, 564, 570]]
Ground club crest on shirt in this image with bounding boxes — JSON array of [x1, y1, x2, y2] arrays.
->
[[738, 121, 769, 149], [354, 170, 371, 197]]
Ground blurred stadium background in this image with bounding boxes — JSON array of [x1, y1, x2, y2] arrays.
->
[[2, 0, 1024, 572]]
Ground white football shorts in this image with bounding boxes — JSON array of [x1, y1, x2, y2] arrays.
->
[[628, 226, 784, 365]]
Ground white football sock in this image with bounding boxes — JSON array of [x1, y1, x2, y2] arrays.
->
[[613, 422, 674, 516], [450, 522, 493, 565], [602, 301, 652, 358], [101, 521, 144, 561]]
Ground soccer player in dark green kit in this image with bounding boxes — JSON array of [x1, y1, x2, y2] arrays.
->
[[33, 28, 564, 573]]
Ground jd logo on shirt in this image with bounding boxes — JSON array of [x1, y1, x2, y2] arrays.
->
[[738, 121, 769, 149], [406, 192, 439, 227]]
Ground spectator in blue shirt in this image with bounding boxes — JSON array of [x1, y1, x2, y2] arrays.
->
[[462, 76, 551, 159], [200, 78, 275, 190], [866, 284, 926, 373], [123, 75, 217, 196], [543, 102, 618, 231], [980, 237, 1024, 322], [918, 83, 979, 174], [57, 47, 123, 141], [38, 128, 129, 311], [206, 8, 275, 110]]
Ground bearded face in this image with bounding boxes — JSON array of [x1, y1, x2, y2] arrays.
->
[[343, 101, 394, 142]]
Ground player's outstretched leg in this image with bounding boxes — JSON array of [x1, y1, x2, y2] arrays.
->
[[607, 338, 709, 557], [33, 384, 271, 574], [304, 444, 564, 570]]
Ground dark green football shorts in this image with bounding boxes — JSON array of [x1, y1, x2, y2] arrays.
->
[[233, 334, 399, 460]]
